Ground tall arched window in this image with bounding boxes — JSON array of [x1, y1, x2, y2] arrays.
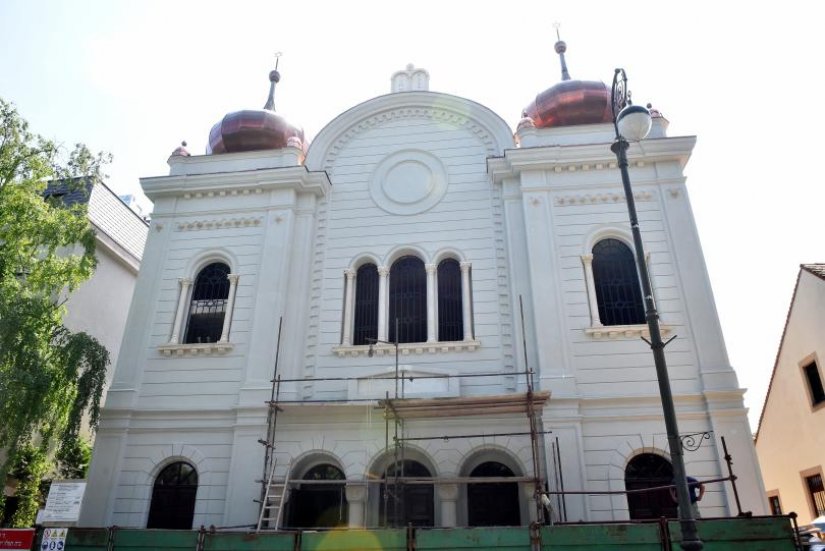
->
[[353, 264, 379, 346], [380, 460, 434, 527], [185, 262, 230, 343], [625, 453, 676, 519], [389, 256, 427, 344], [147, 462, 198, 529], [285, 463, 347, 529], [592, 239, 645, 326], [467, 461, 520, 526], [437, 258, 463, 342]]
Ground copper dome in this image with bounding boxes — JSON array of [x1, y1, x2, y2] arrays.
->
[[523, 79, 612, 129], [206, 61, 307, 155], [206, 110, 305, 154]]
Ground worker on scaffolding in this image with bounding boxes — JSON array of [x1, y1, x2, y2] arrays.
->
[[669, 476, 705, 519]]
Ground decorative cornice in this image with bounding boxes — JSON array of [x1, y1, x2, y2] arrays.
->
[[175, 217, 263, 231], [325, 107, 496, 172], [158, 342, 234, 356], [584, 324, 672, 339], [555, 191, 653, 206], [332, 340, 481, 358]]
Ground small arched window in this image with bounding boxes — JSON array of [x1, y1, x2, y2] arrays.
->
[[353, 263, 379, 346], [592, 239, 645, 326], [437, 258, 463, 342], [147, 461, 198, 529], [389, 256, 427, 344], [185, 262, 230, 344]]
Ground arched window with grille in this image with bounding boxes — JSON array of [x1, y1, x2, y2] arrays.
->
[[625, 453, 676, 519], [147, 461, 198, 529], [185, 262, 230, 344], [592, 239, 645, 326], [467, 461, 520, 526], [437, 258, 463, 342], [353, 263, 379, 346], [380, 460, 434, 527], [389, 256, 427, 344]]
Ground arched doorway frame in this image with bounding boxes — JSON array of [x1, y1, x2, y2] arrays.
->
[[607, 441, 672, 520], [366, 446, 438, 528], [458, 446, 527, 526], [283, 451, 348, 529], [137, 444, 208, 528]]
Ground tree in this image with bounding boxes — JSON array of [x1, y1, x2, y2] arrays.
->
[[0, 98, 111, 526]]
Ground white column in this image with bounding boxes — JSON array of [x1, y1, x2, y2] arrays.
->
[[377, 266, 389, 342], [345, 483, 367, 527], [460, 262, 473, 340], [169, 277, 192, 344], [342, 269, 356, 345], [219, 274, 240, 343], [438, 483, 459, 527], [581, 254, 602, 327], [426, 263, 436, 343]]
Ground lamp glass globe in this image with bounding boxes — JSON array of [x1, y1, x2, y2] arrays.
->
[[616, 104, 652, 142]]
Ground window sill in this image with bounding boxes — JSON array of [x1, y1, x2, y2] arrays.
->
[[158, 342, 234, 356], [584, 324, 672, 339], [333, 340, 481, 358]]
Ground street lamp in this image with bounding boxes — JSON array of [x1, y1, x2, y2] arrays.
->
[[610, 68, 703, 551]]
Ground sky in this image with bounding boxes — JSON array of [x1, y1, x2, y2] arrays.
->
[[1, 0, 823, 431]]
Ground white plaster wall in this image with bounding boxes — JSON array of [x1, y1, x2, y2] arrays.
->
[[756, 270, 825, 524]]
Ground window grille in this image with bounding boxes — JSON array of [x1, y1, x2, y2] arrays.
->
[[592, 239, 645, 326], [353, 264, 379, 346], [380, 460, 433, 527], [147, 462, 198, 529], [468, 462, 519, 526], [437, 259, 463, 342], [285, 464, 347, 528], [803, 361, 825, 406], [389, 256, 427, 344], [768, 495, 782, 515], [184, 262, 230, 344], [624, 453, 677, 520], [806, 474, 825, 517]]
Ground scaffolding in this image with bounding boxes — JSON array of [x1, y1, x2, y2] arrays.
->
[[255, 332, 554, 530]]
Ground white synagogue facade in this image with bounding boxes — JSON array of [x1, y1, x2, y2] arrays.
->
[[80, 49, 767, 529]]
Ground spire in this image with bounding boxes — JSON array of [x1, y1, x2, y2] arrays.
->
[[263, 52, 282, 111], [554, 23, 571, 81]]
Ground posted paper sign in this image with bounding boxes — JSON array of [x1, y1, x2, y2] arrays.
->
[[40, 528, 67, 551], [0, 528, 35, 551], [42, 481, 86, 523]]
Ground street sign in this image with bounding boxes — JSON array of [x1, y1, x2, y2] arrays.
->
[[40, 527, 67, 551], [0, 528, 35, 551]]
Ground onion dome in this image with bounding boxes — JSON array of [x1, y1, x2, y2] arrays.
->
[[522, 37, 612, 128], [170, 141, 190, 157], [206, 58, 307, 155]]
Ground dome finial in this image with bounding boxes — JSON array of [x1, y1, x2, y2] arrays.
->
[[553, 23, 571, 81], [263, 52, 282, 111]]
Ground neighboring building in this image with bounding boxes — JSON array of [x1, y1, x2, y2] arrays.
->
[[81, 46, 767, 530], [1, 180, 148, 525], [756, 264, 825, 526]]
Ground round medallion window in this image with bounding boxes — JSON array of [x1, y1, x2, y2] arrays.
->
[[370, 151, 447, 215]]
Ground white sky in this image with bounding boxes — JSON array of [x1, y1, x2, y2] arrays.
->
[[2, 0, 823, 432]]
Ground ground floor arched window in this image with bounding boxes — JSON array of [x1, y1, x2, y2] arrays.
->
[[380, 460, 434, 527], [284, 463, 348, 528], [467, 461, 520, 526], [147, 461, 198, 529], [625, 453, 676, 519]]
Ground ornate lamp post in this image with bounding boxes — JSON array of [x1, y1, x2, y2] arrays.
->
[[610, 68, 703, 551]]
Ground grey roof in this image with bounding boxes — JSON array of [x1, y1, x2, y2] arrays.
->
[[44, 178, 149, 260], [802, 264, 825, 281]]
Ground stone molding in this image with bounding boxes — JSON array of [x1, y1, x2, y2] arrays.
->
[[158, 342, 234, 356], [584, 324, 672, 339], [175, 217, 263, 231], [332, 340, 481, 358], [555, 191, 653, 206]]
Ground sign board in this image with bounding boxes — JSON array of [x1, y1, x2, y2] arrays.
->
[[41, 481, 86, 523], [0, 528, 35, 551], [40, 528, 67, 551]]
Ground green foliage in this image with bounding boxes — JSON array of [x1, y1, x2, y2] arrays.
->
[[0, 98, 112, 525], [56, 436, 93, 480], [8, 445, 47, 528]]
